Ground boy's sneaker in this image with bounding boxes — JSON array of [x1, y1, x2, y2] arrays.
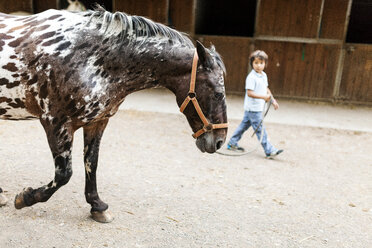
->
[[266, 149, 283, 159], [227, 143, 245, 152]]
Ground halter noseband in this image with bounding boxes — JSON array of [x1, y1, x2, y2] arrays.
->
[[179, 50, 228, 139]]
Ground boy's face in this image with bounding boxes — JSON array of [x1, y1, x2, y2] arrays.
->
[[252, 58, 265, 74]]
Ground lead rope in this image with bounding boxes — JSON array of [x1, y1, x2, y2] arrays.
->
[[216, 97, 272, 156]]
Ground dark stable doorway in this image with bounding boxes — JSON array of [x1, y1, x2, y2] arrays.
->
[[195, 0, 257, 37]]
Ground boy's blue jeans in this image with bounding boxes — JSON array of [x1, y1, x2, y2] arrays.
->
[[229, 111, 276, 155]]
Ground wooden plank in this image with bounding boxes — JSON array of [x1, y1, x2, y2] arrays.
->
[[34, 0, 58, 13], [114, 0, 168, 24], [255, 41, 340, 99], [319, 0, 349, 39], [257, 0, 322, 38], [196, 36, 253, 94], [296, 44, 308, 96], [339, 44, 372, 103], [311, 44, 324, 98], [0, 0, 33, 14], [169, 0, 194, 34]]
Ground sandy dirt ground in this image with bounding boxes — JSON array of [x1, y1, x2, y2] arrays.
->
[[0, 109, 371, 248]]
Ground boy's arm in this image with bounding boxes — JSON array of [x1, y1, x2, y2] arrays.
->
[[247, 89, 271, 102], [245, 74, 271, 101], [267, 88, 279, 110]]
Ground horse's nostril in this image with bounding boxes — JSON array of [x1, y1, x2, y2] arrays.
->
[[216, 140, 223, 150]]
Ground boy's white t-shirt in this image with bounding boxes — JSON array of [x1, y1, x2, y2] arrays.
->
[[244, 69, 268, 112]]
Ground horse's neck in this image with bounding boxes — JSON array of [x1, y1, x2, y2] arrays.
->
[[115, 45, 194, 96]]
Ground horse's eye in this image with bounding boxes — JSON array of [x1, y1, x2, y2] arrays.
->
[[214, 92, 224, 100]]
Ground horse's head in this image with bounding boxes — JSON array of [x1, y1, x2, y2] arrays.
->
[[178, 41, 228, 153]]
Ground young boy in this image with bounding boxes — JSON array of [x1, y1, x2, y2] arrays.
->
[[227, 50, 283, 158]]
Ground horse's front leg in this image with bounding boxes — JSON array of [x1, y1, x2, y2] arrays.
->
[[83, 119, 113, 223], [14, 119, 74, 209], [0, 187, 8, 206]]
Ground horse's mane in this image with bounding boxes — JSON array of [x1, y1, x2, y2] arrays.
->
[[83, 7, 226, 74], [85, 6, 194, 48]]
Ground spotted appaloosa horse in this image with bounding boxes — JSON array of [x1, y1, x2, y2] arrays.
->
[[0, 7, 228, 222]]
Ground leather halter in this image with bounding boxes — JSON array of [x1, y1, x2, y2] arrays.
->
[[179, 50, 228, 139]]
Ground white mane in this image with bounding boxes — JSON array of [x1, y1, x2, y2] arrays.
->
[[86, 7, 193, 48]]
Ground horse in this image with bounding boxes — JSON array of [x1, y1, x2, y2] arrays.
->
[[0, 7, 228, 223]]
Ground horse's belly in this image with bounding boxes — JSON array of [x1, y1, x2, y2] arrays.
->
[[0, 106, 36, 120], [0, 70, 36, 120], [0, 28, 37, 120], [0, 96, 37, 120]]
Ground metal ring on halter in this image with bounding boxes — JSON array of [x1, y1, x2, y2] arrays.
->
[[204, 124, 213, 132], [188, 92, 196, 99]]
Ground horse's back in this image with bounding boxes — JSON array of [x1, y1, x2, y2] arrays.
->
[[0, 9, 88, 120]]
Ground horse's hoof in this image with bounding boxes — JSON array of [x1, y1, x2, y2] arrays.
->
[[14, 187, 33, 209], [91, 209, 114, 223], [0, 193, 8, 207]]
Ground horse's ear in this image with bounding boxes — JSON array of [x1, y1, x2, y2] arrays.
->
[[196, 40, 213, 69]]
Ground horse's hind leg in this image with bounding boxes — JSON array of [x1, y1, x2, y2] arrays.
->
[[14, 120, 74, 209], [0, 187, 8, 206], [83, 119, 113, 223]]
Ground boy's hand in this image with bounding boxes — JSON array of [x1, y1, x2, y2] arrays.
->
[[272, 99, 279, 110], [263, 94, 271, 102]]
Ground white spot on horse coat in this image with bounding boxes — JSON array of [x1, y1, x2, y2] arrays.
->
[[85, 161, 92, 177], [91, 82, 102, 94]]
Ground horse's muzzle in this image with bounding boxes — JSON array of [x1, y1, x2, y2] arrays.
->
[[195, 131, 226, 153]]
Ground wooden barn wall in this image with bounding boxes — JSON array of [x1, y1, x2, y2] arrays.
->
[[0, 0, 33, 13], [33, 0, 57, 13], [256, 0, 322, 38], [195, 37, 344, 101], [169, 0, 194, 34], [113, 0, 168, 24], [256, 41, 340, 99], [319, 0, 349, 39], [339, 44, 372, 103], [196, 36, 253, 93]]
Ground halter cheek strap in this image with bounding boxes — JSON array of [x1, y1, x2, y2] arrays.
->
[[179, 50, 228, 139]]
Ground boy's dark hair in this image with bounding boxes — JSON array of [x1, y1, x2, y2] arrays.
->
[[249, 50, 268, 68]]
